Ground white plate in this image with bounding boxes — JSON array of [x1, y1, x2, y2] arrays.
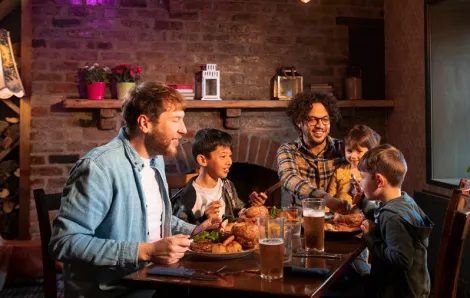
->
[[187, 249, 255, 260]]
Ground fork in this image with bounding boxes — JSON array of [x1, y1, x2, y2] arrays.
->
[[192, 265, 227, 275]]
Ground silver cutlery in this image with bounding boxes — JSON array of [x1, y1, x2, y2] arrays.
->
[[292, 252, 343, 259]]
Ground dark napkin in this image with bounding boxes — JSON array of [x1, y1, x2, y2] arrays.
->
[[146, 267, 220, 281], [283, 266, 330, 277], [147, 267, 195, 278]]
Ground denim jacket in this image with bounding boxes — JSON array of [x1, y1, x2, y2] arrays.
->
[[49, 128, 195, 297]]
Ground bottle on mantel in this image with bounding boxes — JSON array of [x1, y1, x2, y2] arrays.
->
[[345, 66, 362, 100]]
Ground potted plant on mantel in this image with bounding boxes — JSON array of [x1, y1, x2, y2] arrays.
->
[[112, 64, 142, 100], [82, 63, 110, 100]]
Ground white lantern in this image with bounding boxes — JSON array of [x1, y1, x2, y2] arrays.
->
[[195, 64, 221, 100]]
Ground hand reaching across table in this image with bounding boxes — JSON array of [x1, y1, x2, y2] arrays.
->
[[194, 216, 222, 235]]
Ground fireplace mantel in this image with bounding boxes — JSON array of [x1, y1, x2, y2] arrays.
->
[[62, 99, 395, 130], [62, 99, 395, 109]]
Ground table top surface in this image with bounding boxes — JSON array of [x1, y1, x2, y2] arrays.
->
[[122, 237, 366, 298]]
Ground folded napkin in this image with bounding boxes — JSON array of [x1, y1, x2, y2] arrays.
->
[[147, 267, 220, 281], [147, 267, 195, 277], [283, 266, 330, 277]]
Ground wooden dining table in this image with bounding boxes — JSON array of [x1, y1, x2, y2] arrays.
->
[[122, 235, 366, 298]]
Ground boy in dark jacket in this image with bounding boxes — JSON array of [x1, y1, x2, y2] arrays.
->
[[353, 144, 434, 298], [172, 128, 266, 224]]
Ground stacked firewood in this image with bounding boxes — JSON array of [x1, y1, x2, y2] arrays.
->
[[0, 117, 19, 149], [0, 159, 19, 239], [0, 117, 20, 239]]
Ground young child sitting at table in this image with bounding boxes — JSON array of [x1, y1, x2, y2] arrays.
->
[[354, 144, 434, 298], [327, 124, 380, 277], [172, 128, 266, 224], [327, 124, 381, 205]]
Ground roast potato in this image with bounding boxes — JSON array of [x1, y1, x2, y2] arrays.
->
[[212, 243, 228, 253], [226, 241, 243, 253]]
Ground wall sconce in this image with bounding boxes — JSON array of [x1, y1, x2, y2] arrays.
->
[[301, 0, 311, 3], [0, 29, 24, 99]]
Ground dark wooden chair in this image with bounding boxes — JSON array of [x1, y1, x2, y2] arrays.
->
[[433, 179, 470, 298], [167, 170, 198, 201], [167, 171, 198, 190], [33, 189, 63, 298]]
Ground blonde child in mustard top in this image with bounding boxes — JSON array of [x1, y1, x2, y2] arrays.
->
[[327, 125, 381, 277], [327, 125, 381, 206]]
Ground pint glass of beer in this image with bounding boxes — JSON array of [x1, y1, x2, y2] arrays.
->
[[301, 198, 325, 252], [257, 216, 285, 280]]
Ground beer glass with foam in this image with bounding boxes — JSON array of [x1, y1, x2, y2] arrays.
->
[[257, 216, 285, 280], [301, 198, 325, 252]]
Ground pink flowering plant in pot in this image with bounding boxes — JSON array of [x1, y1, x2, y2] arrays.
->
[[82, 63, 110, 100], [112, 64, 143, 82], [112, 64, 143, 99]]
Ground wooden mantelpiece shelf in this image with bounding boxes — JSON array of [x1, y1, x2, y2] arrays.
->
[[63, 99, 395, 109], [62, 99, 394, 130]]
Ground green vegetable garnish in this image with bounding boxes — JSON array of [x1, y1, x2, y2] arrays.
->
[[193, 231, 220, 243], [222, 215, 238, 223], [269, 206, 282, 218]]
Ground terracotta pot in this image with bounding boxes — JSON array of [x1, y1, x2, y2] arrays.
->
[[116, 82, 136, 100], [86, 82, 106, 100]]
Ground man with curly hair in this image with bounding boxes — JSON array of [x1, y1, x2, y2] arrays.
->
[[277, 91, 348, 210]]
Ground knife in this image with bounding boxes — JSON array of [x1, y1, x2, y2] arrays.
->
[[292, 252, 343, 259], [188, 274, 220, 281], [264, 181, 283, 196]]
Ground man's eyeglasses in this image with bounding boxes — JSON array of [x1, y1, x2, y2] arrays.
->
[[306, 116, 330, 126]]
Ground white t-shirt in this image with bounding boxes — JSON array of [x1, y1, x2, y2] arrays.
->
[[192, 178, 226, 219], [141, 157, 163, 243]]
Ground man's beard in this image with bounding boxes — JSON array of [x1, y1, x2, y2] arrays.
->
[[303, 127, 327, 148], [144, 129, 177, 157]]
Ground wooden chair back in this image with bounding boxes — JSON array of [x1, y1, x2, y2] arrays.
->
[[33, 189, 62, 298], [167, 171, 199, 208], [166, 171, 198, 190], [433, 179, 470, 298]]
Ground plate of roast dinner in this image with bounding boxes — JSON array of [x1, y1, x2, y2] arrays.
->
[[188, 206, 268, 260], [324, 208, 364, 238]]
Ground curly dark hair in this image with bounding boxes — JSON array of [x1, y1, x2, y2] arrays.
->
[[286, 92, 340, 130]]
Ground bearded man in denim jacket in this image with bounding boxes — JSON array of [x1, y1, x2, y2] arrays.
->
[[49, 83, 216, 297]]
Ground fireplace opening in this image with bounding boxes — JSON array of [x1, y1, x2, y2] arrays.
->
[[227, 163, 281, 208]]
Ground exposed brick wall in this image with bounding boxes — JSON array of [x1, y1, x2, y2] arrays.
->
[[28, 0, 384, 238], [167, 131, 282, 176]]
